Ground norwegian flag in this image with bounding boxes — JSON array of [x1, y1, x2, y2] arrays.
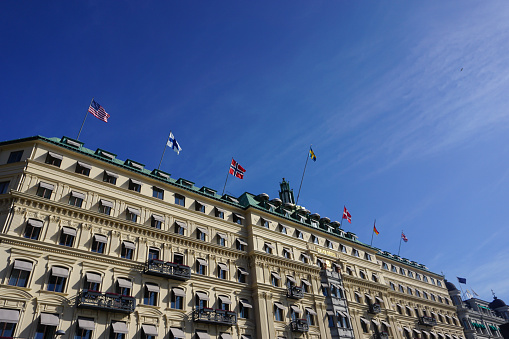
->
[[342, 206, 352, 223], [401, 232, 408, 242], [229, 159, 246, 179]]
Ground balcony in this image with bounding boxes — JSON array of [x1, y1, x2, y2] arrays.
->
[[369, 303, 381, 314], [419, 316, 437, 326], [192, 308, 237, 326], [287, 286, 304, 299], [291, 319, 309, 332], [144, 259, 191, 281], [77, 290, 135, 313], [375, 331, 389, 339]]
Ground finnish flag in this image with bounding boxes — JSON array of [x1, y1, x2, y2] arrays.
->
[[167, 132, 182, 155]]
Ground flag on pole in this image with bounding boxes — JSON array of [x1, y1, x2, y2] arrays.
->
[[309, 147, 317, 162], [401, 232, 408, 242], [457, 277, 467, 284], [88, 99, 110, 122], [342, 206, 352, 223], [373, 222, 379, 235], [166, 132, 182, 155], [229, 159, 246, 179]]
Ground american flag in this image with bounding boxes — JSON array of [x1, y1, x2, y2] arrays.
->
[[401, 232, 408, 242], [88, 99, 110, 122], [229, 159, 246, 179]]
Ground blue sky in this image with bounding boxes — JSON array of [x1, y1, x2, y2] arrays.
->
[[2, 1, 509, 302]]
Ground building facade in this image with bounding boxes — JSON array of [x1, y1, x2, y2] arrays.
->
[[446, 281, 509, 339], [0, 135, 465, 339]]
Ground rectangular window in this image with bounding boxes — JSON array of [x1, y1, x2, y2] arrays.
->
[[148, 248, 159, 260], [239, 300, 251, 319], [238, 267, 249, 283], [271, 272, 280, 287], [47, 267, 68, 292], [174, 194, 185, 206], [75, 318, 94, 339], [59, 227, 76, 247], [75, 162, 91, 176], [236, 239, 247, 251], [196, 227, 207, 241], [116, 278, 132, 296], [261, 218, 270, 228], [274, 306, 284, 321], [8, 260, 32, 287], [217, 263, 228, 280], [103, 171, 118, 185], [91, 234, 107, 253], [98, 199, 112, 215], [129, 179, 142, 192], [126, 207, 139, 223], [352, 249, 359, 257], [173, 253, 184, 265], [217, 233, 226, 246], [174, 221, 186, 235], [215, 207, 224, 219], [196, 259, 207, 275], [171, 289, 184, 309], [279, 224, 287, 234], [45, 152, 62, 167], [296, 230, 303, 239], [84, 272, 102, 291], [151, 215, 163, 229], [152, 187, 164, 200], [121, 242, 135, 260], [24, 218, 43, 240], [35, 322, 57, 339], [69, 191, 84, 208], [36, 182, 54, 199], [0, 181, 9, 194], [233, 213, 244, 225], [144, 284, 159, 306], [195, 201, 205, 213], [7, 150, 23, 163]]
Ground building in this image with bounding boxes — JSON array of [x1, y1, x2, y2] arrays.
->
[[446, 281, 509, 339], [0, 135, 465, 339]]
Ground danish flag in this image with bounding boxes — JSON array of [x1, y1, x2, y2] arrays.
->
[[342, 206, 352, 223], [229, 159, 246, 179]]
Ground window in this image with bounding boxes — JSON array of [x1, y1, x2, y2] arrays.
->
[[416, 273, 422, 280], [99, 199, 112, 215], [121, 241, 135, 259], [300, 253, 309, 263], [415, 289, 421, 297], [346, 266, 353, 275], [91, 234, 107, 253], [110, 321, 128, 339], [364, 253, 372, 261], [331, 285, 338, 298], [35, 313, 59, 339], [359, 271, 366, 279], [398, 285, 404, 293], [174, 194, 185, 206], [0, 309, 18, 337], [430, 277, 435, 285], [372, 273, 378, 282], [126, 207, 139, 222], [264, 242, 274, 254], [236, 238, 247, 251], [142, 324, 158, 339], [389, 282, 395, 290], [408, 271, 414, 278], [59, 227, 76, 247], [239, 299, 251, 319], [295, 230, 303, 239], [171, 288, 184, 309], [151, 215, 163, 229], [430, 293, 436, 301], [75, 162, 91, 176], [170, 328, 185, 339], [338, 313, 350, 328], [282, 248, 291, 259], [326, 240, 334, 249], [196, 227, 208, 241], [37, 182, 54, 199], [407, 287, 413, 295], [45, 152, 62, 167], [152, 187, 164, 200], [423, 276, 429, 283], [215, 207, 225, 219], [129, 179, 142, 192], [328, 314, 336, 328], [103, 171, 118, 185], [195, 292, 208, 309], [233, 213, 244, 225], [173, 253, 184, 265], [218, 295, 231, 311], [75, 318, 94, 339], [311, 235, 319, 244], [0, 181, 9, 194], [144, 283, 159, 306], [352, 249, 359, 257], [148, 248, 159, 260], [7, 150, 23, 163], [354, 292, 361, 303], [174, 221, 186, 235], [84, 272, 102, 291], [69, 191, 84, 207], [196, 258, 207, 275], [301, 280, 310, 293], [397, 305, 402, 314], [400, 268, 406, 275], [9, 259, 32, 287], [340, 244, 347, 253], [116, 278, 132, 296], [279, 224, 287, 234], [47, 266, 69, 292], [391, 265, 398, 273], [406, 306, 412, 316], [217, 233, 226, 246], [274, 304, 284, 321], [261, 218, 270, 228], [271, 272, 280, 287], [24, 218, 43, 240], [217, 263, 228, 279], [322, 284, 329, 297], [238, 267, 249, 283], [438, 296, 443, 303], [195, 201, 205, 213], [423, 292, 429, 299]]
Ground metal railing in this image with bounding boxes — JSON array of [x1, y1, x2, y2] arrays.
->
[[77, 290, 135, 313], [290, 319, 309, 332], [369, 303, 382, 314], [192, 308, 237, 326], [419, 316, 437, 326], [287, 286, 304, 299], [144, 259, 191, 280]]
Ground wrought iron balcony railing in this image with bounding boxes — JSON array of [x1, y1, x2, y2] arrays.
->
[[291, 319, 309, 332], [144, 259, 191, 281], [287, 286, 304, 299], [375, 331, 390, 339], [77, 290, 135, 313], [192, 308, 237, 326], [419, 316, 437, 326], [369, 303, 382, 314]]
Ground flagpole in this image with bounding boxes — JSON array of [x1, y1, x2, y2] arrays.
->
[[397, 229, 403, 256], [77, 98, 93, 140], [370, 219, 376, 246], [296, 145, 311, 205], [158, 132, 171, 170], [222, 158, 232, 196]]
